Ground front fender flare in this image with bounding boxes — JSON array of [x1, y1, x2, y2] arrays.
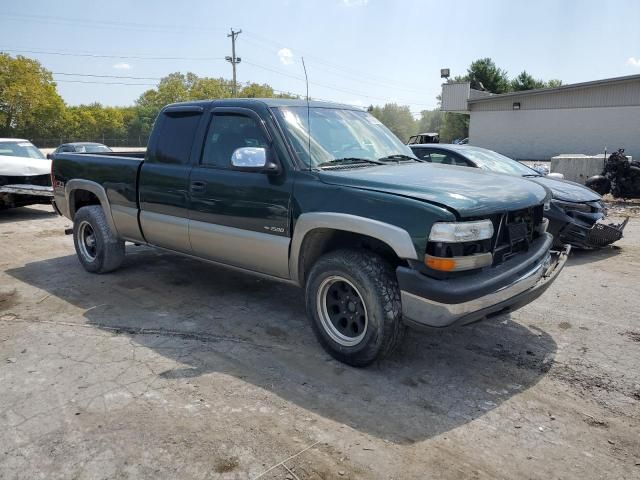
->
[[289, 212, 419, 285]]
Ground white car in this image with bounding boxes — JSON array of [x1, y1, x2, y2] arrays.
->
[[0, 138, 53, 210]]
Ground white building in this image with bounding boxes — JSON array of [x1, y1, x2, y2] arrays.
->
[[440, 74, 640, 161]]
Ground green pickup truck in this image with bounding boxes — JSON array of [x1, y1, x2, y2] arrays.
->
[[52, 99, 568, 366]]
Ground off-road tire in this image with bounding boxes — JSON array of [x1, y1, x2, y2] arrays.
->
[[305, 249, 405, 367], [73, 205, 125, 273]]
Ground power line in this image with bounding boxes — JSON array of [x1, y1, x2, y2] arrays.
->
[[2, 45, 436, 106], [0, 12, 228, 34], [1, 47, 224, 61], [54, 72, 162, 80], [2, 12, 431, 100], [54, 79, 157, 86], [242, 30, 426, 92], [3, 45, 435, 107], [53, 76, 365, 108], [241, 35, 426, 95], [242, 59, 436, 106]]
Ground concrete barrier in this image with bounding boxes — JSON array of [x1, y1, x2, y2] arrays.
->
[[550, 154, 606, 184]]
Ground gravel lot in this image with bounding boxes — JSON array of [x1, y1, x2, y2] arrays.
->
[[1, 205, 639, 479]]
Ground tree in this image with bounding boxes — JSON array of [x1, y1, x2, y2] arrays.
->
[[465, 58, 511, 94], [368, 103, 416, 142], [416, 109, 443, 134], [439, 113, 469, 143], [63, 103, 135, 144], [511, 71, 547, 91], [129, 73, 298, 138], [0, 54, 65, 139]]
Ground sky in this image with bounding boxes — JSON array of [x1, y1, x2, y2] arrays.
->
[[2, 0, 640, 115]]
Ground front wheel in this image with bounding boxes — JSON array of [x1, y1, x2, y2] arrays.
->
[[73, 205, 125, 273], [304, 249, 405, 367]]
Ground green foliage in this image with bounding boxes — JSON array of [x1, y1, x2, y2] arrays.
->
[[433, 59, 564, 143], [0, 53, 564, 150], [416, 109, 443, 134], [368, 103, 416, 142], [439, 113, 469, 143], [0, 53, 65, 138], [511, 71, 547, 91], [63, 103, 135, 142], [465, 58, 511, 94], [129, 75, 298, 138]]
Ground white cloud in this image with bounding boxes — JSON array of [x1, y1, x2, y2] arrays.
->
[[342, 0, 369, 6], [626, 57, 640, 68], [113, 62, 132, 70], [277, 48, 294, 66]]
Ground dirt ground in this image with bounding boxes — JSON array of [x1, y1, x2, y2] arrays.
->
[[0, 205, 638, 479]]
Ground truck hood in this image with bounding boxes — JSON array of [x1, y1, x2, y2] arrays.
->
[[526, 176, 601, 203], [318, 163, 548, 217], [0, 154, 51, 177]]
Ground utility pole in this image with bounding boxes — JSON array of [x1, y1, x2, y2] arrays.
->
[[225, 28, 242, 97]]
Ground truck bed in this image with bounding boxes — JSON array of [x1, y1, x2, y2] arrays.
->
[[52, 152, 145, 240]]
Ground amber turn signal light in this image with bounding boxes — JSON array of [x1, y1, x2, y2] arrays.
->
[[424, 253, 493, 272]]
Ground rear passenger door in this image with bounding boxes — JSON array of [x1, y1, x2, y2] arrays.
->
[[139, 105, 204, 252], [188, 107, 293, 278]]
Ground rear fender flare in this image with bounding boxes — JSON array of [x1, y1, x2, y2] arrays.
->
[[65, 179, 119, 236]]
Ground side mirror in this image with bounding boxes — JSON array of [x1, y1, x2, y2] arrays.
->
[[231, 147, 279, 173]]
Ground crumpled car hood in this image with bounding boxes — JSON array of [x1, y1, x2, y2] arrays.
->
[[0, 154, 51, 177], [318, 163, 548, 217], [527, 176, 601, 202]]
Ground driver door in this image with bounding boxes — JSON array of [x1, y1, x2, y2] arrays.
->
[[188, 107, 293, 278]]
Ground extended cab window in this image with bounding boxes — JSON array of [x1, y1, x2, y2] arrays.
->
[[154, 112, 201, 164], [201, 114, 268, 168]]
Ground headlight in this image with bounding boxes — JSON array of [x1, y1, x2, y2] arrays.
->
[[552, 199, 592, 213], [429, 220, 494, 243]]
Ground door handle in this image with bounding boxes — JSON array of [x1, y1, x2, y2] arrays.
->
[[190, 181, 207, 192]]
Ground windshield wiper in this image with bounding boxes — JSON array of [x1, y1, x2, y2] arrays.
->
[[378, 154, 422, 163], [316, 157, 384, 168], [522, 174, 542, 177]]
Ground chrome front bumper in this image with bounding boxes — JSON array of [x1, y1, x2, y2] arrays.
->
[[401, 245, 570, 329]]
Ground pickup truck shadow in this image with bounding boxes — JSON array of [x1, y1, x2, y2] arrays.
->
[[567, 246, 621, 266], [7, 246, 557, 444], [0, 206, 56, 224]]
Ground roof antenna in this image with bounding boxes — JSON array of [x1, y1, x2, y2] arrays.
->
[[301, 56, 311, 168]]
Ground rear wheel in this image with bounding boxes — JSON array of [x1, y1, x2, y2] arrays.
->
[[73, 205, 125, 273], [305, 249, 404, 367]]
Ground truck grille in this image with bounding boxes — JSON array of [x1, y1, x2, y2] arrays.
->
[[491, 206, 543, 265]]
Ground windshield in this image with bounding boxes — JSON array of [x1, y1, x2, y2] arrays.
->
[[0, 141, 46, 159], [461, 146, 538, 176], [273, 106, 415, 168], [77, 144, 112, 153]]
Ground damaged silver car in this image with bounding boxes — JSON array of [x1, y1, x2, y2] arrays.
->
[[0, 138, 53, 210], [409, 144, 627, 249]]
